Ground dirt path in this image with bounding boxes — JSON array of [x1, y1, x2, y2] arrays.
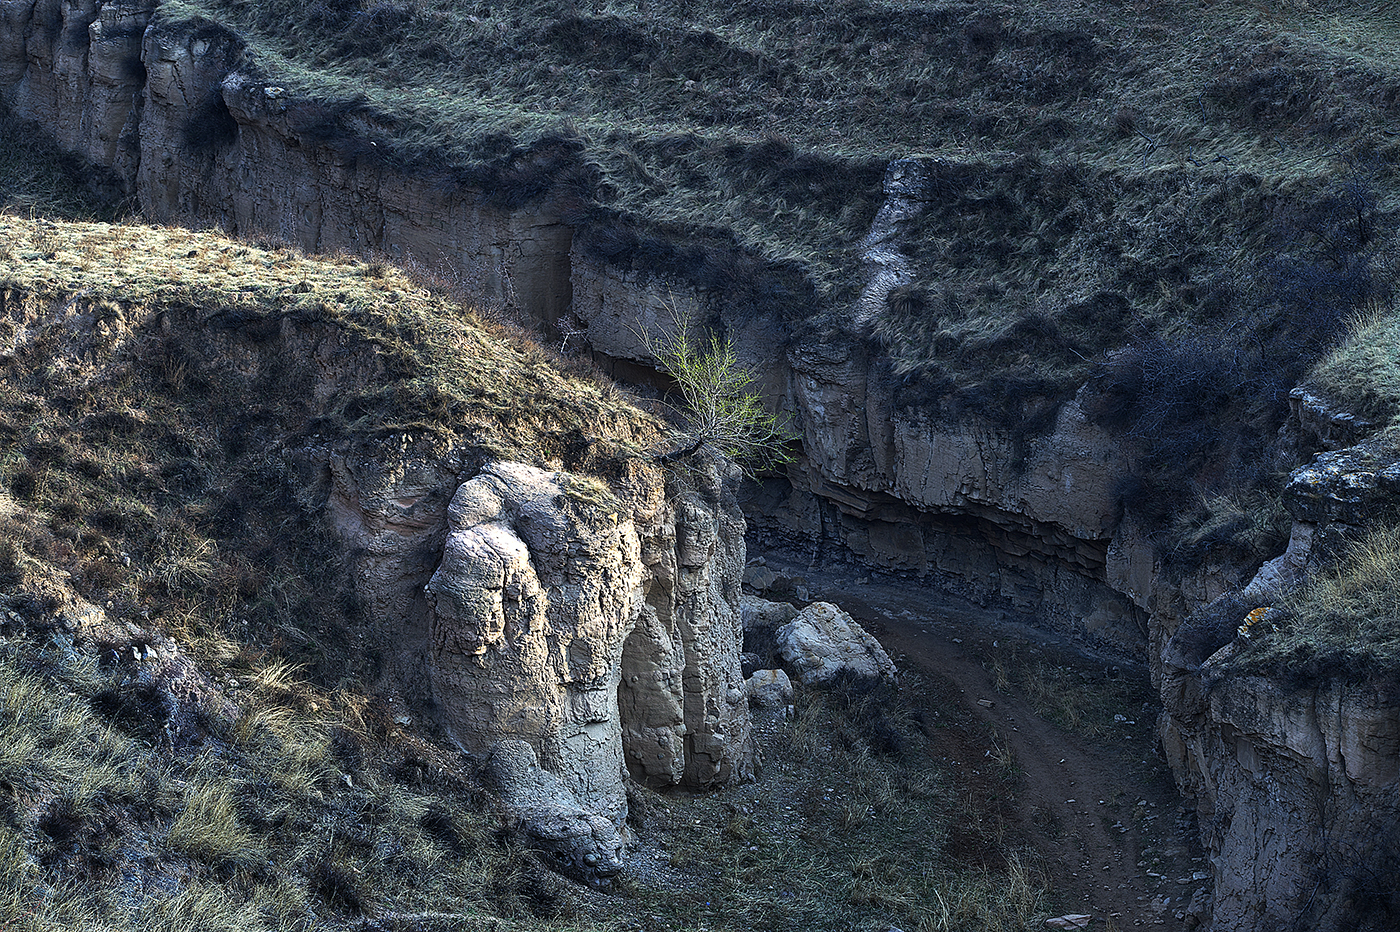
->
[[760, 553, 1209, 929]]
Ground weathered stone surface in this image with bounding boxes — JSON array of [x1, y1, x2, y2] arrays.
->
[[851, 157, 932, 330], [424, 461, 641, 826], [745, 668, 793, 709], [1239, 521, 1315, 603], [1284, 434, 1400, 526], [1289, 387, 1377, 452], [1160, 670, 1400, 932], [2, 0, 153, 179], [423, 460, 754, 826], [484, 739, 624, 887], [739, 594, 798, 634], [776, 601, 896, 685], [637, 455, 756, 789]]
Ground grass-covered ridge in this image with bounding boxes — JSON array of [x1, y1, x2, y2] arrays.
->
[[0, 207, 665, 688], [1230, 523, 1400, 684], [0, 204, 1058, 929], [85, 0, 1400, 513], [1309, 306, 1400, 431], [0, 211, 657, 459], [149, 0, 1400, 322]]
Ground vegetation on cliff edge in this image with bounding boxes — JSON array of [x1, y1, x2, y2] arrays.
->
[[138, 0, 1400, 532]]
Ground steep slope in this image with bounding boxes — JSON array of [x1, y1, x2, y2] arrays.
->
[[6, 1, 1400, 929], [0, 209, 1070, 931]]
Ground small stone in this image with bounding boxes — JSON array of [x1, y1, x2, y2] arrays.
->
[[746, 669, 793, 709]]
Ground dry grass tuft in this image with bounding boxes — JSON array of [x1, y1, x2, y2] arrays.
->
[[1233, 521, 1400, 682]]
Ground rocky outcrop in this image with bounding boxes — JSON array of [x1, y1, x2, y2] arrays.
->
[[1160, 670, 1400, 932], [484, 739, 625, 888], [419, 459, 753, 827], [333, 453, 755, 832], [1158, 429, 1400, 932], [424, 462, 648, 826]]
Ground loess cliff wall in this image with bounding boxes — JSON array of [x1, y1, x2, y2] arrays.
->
[[0, 224, 755, 846], [6, 3, 1400, 928], [0, 0, 1147, 654]]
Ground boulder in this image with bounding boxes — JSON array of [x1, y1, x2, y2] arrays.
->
[[776, 601, 897, 685], [740, 594, 798, 633], [745, 668, 793, 709]]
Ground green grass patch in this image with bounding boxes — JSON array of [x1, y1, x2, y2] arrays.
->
[[1308, 305, 1400, 429]]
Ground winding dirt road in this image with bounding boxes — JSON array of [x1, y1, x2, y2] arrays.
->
[[763, 552, 1208, 929]]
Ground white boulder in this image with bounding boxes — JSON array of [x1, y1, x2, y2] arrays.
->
[[776, 601, 897, 685]]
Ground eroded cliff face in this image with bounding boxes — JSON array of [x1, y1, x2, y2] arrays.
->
[[1160, 670, 1400, 932], [1154, 419, 1400, 932], [329, 447, 754, 828], [0, 0, 1145, 654]]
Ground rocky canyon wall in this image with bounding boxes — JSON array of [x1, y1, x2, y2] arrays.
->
[[325, 441, 755, 829], [0, 0, 1149, 655], [8, 4, 1400, 927], [1153, 415, 1400, 932]]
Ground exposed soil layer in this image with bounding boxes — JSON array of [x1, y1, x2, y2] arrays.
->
[[760, 549, 1209, 928]]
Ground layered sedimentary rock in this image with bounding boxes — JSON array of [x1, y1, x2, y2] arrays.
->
[[0, 0, 1143, 653]]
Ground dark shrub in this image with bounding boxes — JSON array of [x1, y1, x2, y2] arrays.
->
[[309, 858, 365, 914], [1168, 593, 1252, 668], [90, 681, 171, 739]]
